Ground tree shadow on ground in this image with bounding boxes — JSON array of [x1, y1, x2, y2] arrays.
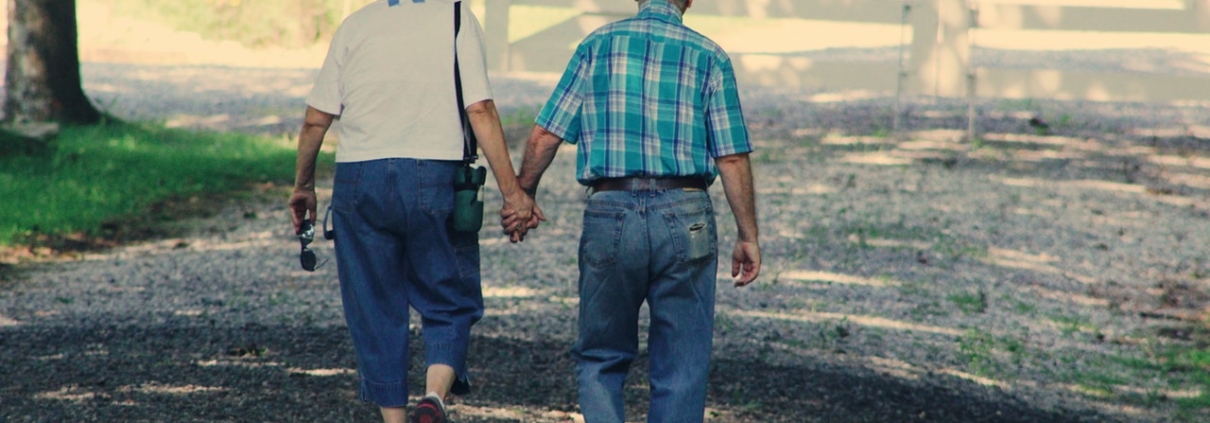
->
[[0, 321, 1122, 422]]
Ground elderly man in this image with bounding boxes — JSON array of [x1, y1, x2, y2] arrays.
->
[[289, 1, 533, 422], [509, 0, 761, 421]]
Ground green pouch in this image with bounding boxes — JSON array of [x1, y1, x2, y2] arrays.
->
[[452, 164, 487, 233]]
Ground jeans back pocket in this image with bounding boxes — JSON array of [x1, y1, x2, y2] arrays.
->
[[580, 209, 626, 269], [666, 204, 716, 264]]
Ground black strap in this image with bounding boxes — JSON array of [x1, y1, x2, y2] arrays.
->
[[453, 1, 477, 163]]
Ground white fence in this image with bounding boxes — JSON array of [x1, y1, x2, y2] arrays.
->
[[479, 0, 1210, 107], [955, 0, 1210, 103], [482, 0, 909, 94]]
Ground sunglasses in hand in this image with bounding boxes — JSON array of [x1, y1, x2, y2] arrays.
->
[[298, 219, 327, 271]]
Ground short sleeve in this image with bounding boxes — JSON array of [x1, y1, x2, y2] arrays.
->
[[703, 56, 752, 158], [535, 43, 589, 144], [306, 25, 345, 115], [456, 3, 493, 107]]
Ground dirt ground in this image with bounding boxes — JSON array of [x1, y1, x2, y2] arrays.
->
[[4, 87, 1210, 422], [4, 1, 1210, 421]]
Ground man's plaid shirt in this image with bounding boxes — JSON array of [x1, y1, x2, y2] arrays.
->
[[535, 0, 752, 185]]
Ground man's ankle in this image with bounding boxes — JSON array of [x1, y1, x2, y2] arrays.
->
[[424, 391, 445, 409]]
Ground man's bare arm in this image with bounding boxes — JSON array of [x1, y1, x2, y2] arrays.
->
[[289, 106, 335, 234], [715, 152, 761, 286], [503, 125, 564, 236], [516, 125, 565, 197]]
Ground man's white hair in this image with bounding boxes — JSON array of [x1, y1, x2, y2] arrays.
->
[[636, 0, 689, 10]]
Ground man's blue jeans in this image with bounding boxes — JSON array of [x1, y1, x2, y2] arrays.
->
[[572, 188, 718, 423], [330, 158, 483, 407]]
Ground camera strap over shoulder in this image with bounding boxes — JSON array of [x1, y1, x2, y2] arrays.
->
[[448, 1, 486, 234], [453, 1, 478, 164]]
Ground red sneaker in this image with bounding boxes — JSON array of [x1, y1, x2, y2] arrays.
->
[[410, 395, 447, 423]]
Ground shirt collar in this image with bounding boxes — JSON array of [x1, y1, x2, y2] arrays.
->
[[637, 0, 684, 24]]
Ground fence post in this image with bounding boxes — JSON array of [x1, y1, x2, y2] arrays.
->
[[894, 2, 912, 134], [484, 0, 511, 72], [1193, 0, 1210, 30], [907, 0, 971, 100], [966, 2, 978, 143]]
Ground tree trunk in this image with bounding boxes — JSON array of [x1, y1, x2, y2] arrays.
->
[[4, 0, 100, 125]]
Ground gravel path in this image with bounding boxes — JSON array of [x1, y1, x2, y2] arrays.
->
[[4, 51, 1210, 422]]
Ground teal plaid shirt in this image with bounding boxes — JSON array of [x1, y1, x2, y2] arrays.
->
[[535, 0, 752, 185]]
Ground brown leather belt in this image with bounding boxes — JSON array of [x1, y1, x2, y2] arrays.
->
[[590, 177, 707, 193]]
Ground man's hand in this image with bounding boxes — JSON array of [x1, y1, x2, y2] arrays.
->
[[731, 241, 761, 287], [289, 188, 318, 235], [500, 191, 533, 241], [510, 125, 564, 243], [501, 193, 545, 243], [716, 152, 760, 287]]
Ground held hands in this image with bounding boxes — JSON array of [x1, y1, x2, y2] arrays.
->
[[288, 187, 318, 234], [731, 241, 761, 287], [500, 191, 545, 243]]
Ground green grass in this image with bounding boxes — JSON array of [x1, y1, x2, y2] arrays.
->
[[955, 330, 1028, 378], [956, 330, 998, 377], [0, 121, 329, 246], [1090, 344, 1210, 419], [1048, 314, 1097, 338], [1009, 298, 1037, 314], [499, 106, 540, 127], [948, 290, 988, 314], [1154, 349, 1210, 419]]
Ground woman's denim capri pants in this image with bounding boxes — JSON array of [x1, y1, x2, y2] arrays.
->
[[330, 158, 483, 407]]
